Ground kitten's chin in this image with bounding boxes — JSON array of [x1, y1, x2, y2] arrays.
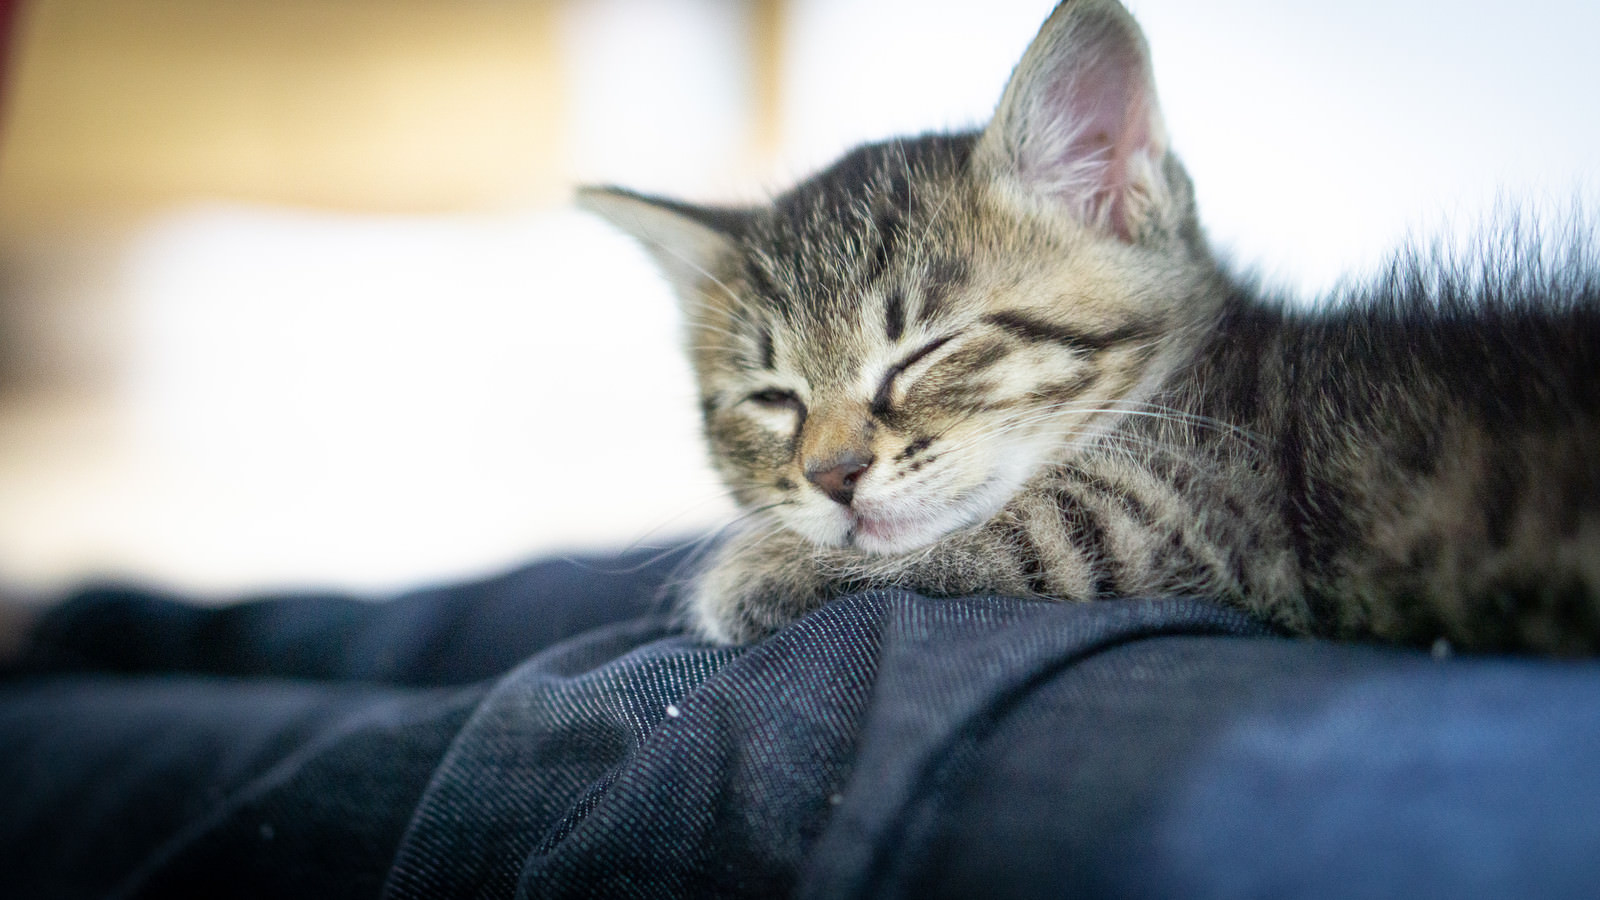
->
[[848, 514, 941, 555]]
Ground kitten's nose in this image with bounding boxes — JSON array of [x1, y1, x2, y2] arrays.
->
[[805, 452, 874, 507]]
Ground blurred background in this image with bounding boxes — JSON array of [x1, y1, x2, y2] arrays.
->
[[0, 0, 1595, 596]]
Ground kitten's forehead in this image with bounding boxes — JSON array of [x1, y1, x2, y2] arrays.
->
[[736, 134, 977, 377], [773, 134, 970, 222]]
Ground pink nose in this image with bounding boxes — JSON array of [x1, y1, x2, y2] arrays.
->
[[805, 452, 873, 507]]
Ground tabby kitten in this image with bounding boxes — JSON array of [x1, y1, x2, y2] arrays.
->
[[581, 0, 1600, 652]]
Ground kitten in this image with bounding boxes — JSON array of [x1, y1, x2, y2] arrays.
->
[[581, 0, 1600, 653]]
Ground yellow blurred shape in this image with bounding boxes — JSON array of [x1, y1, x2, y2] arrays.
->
[[0, 0, 565, 231]]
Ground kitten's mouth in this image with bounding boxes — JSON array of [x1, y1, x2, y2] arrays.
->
[[847, 510, 934, 555], [850, 513, 900, 545], [842, 474, 1011, 555]]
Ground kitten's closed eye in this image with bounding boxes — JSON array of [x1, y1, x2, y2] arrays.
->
[[872, 334, 959, 418], [744, 389, 806, 421], [745, 388, 799, 406]]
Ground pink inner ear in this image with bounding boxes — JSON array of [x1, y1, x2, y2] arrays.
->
[[1017, 17, 1157, 239]]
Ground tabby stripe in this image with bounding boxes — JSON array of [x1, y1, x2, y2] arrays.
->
[[894, 436, 933, 461], [1000, 518, 1053, 598], [940, 340, 1011, 376], [1075, 471, 1156, 529], [984, 311, 1150, 353], [1058, 490, 1119, 597], [1033, 374, 1097, 400], [1082, 468, 1231, 593], [885, 288, 906, 341], [1163, 528, 1216, 591], [938, 383, 1003, 415], [871, 334, 957, 419], [1096, 464, 1239, 595], [1276, 351, 1331, 630], [863, 206, 900, 288], [915, 257, 967, 324], [758, 327, 776, 370], [745, 260, 792, 318]]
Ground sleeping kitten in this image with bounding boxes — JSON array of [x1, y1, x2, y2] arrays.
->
[[581, 0, 1600, 652]]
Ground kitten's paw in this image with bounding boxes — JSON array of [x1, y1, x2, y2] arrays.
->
[[687, 528, 839, 644]]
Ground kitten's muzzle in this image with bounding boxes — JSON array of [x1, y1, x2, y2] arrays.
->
[[805, 452, 874, 507]]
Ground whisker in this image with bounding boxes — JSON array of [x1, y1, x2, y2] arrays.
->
[[928, 400, 1259, 461], [563, 498, 794, 577]]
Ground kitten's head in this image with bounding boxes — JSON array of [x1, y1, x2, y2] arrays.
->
[[582, 0, 1220, 554]]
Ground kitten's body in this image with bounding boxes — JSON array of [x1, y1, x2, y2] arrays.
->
[[584, 0, 1600, 652]]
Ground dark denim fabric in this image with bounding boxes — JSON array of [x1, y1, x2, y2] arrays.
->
[[5, 549, 1600, 899]]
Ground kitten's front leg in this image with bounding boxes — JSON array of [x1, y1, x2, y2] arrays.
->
[[689, 513, 1040, 644], [687, 523, 844, 644]]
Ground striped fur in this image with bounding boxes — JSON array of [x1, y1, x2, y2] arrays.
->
[[581, 0, 1600, 651]]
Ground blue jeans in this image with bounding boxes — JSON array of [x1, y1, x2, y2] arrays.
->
[[5, 548, 1600, 898]]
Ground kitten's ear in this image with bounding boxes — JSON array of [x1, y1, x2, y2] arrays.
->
[[577, 186, 749, 303], [976, 0, 1170, 241]]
